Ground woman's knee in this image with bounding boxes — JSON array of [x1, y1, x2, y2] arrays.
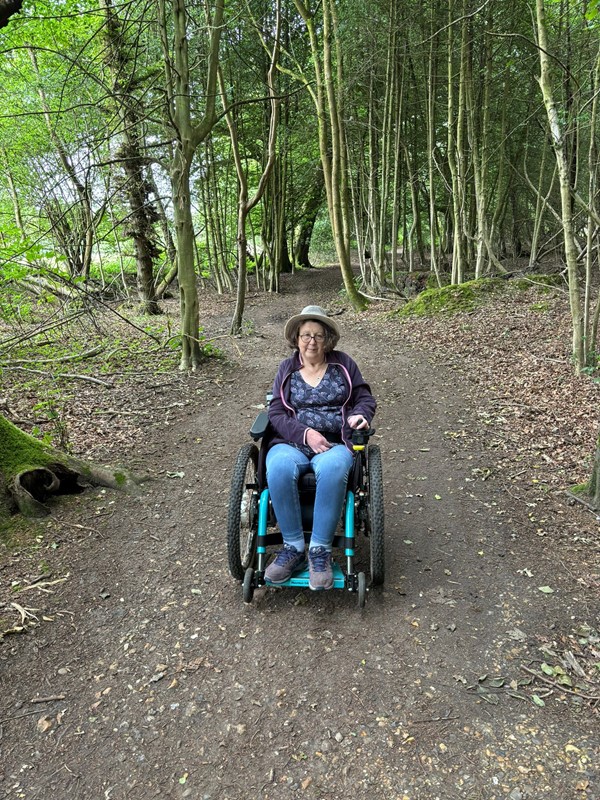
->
[[266, 445, 302, 485], [313, 447, 353, 482]]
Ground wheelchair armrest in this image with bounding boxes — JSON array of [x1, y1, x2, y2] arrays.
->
[[249, 409, 271, 441]]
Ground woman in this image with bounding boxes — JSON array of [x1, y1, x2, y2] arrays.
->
[[265, 305, 377, 590]]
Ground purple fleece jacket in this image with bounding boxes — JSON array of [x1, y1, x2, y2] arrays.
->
[[268, 350, 377, 452]]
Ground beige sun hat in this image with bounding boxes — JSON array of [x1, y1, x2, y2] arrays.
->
[[283, 305, 341, 347]]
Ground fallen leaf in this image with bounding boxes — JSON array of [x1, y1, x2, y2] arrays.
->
[[37, 715, 53, 732], [532, 695, 546, 707], [507, 628, 527, 642]]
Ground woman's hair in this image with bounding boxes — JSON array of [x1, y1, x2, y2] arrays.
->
[[287, 320, 339, 353]]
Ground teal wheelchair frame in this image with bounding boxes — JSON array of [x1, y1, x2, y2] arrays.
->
[[227, 398, 384, 607]]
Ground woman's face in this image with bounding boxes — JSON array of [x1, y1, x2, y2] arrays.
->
[[297, 320, 327, 361]]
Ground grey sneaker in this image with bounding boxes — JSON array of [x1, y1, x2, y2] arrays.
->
[[308, 546, 333, 590], [265, 545, 306, 584]]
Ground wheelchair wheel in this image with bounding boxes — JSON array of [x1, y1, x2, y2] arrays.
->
[[367, 444, 385, 586], [243, 568, 255, 603], [227, 442, 259, 581], [357, 572, 366, 608]]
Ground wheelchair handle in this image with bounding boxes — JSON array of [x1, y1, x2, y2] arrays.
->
[[351, 427, 375, 447]]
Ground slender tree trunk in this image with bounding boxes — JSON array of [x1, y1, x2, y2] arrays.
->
[[584, 434, 600, 509], [446, 0, 466, 284], [293, 165, 324, 269], [583, 47, 600, 361], [1, 148, 24, 235], [29, 48, 96, 278], [526, 139, 555, 269], [426, 11, 441, 285], [535, 0, 584, 370], [221, 0, 280, 335], [293, 0, 367, 310], [101, 0, 161, 313], [158, 0, 224, 370]]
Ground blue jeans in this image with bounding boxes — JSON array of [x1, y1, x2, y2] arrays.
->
[[266, 443, 354, 551]]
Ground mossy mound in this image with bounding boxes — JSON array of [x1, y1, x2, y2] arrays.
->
[[512, 274, 564, 290], [395, 278, 506, 318]]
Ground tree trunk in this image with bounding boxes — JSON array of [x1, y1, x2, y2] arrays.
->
[[446, 0, 467, 284], [101, 0, 161, 314], [573, 432, 600, 511], [158, 0, 224, 370], [293, 166, 323, 270], [29, 47, 97, 279], [1, 147, 25, 235], [293, 0, 367, 310], [220, 1, 280, 335], [535, 0, 584, 371], [0, 415, 134, 521]]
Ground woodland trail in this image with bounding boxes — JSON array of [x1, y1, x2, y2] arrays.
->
[[0, 266, 598, 800]]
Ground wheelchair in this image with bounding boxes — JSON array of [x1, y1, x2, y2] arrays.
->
[[227, 396, 384, 607]]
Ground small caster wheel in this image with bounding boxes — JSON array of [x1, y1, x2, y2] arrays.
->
[[357, 572, 366, 608], [243, 567, 255, 603]]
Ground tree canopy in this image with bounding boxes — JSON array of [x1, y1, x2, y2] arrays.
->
[[0, 0, 598, 368]]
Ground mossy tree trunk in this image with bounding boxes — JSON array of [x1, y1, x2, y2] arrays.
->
[[586, 435, 600, 510], [0, 415, 134, 520]]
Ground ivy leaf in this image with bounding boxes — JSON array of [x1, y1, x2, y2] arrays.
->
[[532, 695, 546, 707]]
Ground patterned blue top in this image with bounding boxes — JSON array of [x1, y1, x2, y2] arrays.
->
[[290, 365, 346, 451]]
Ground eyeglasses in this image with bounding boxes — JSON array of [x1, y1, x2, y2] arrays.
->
[[299, 332, 325, 343]]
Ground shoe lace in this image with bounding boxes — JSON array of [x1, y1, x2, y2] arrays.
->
[[274, 546, 302, 566], [310, 547, 330, 572]]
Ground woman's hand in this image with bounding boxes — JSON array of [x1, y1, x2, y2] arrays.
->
[[348, 414, 369, 430], [306, 429, 332, 454]]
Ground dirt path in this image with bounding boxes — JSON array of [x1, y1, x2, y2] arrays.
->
[[1, 267, 598, 800]]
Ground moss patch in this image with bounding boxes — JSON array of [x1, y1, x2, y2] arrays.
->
[[114, 471, 127, 487], [569, 482, 589, 496], [0, 416, 61, 478], [512, 274, 564, 291], [395, 278, 506, 318], [0, 514, 44, 548]]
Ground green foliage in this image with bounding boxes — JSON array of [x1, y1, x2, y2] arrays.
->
[[395, 278, 506, 318], [584, 0, 599, 22], [310, 216, 336, 262]]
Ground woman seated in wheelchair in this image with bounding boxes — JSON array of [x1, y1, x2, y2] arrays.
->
[[265, 305, 376, 590]]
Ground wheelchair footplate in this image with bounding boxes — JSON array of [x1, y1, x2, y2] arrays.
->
[[265, 560, 346, 590]]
